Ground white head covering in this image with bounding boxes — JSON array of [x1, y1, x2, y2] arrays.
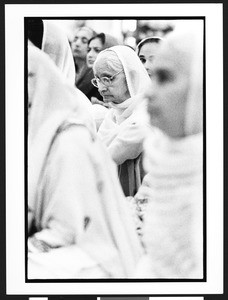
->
[[105, 45, 151, 97], [95, 45, 151, 125], [41, 20, 76, 85], [184, 30, 203, 136], [157, 26, 203, 136], [96, 46, 151, 166], [135, 28, 204, 278], [28, 44, 96, 220], [28, 45, 143, 278]]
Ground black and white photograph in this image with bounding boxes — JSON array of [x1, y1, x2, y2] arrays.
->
[[26, 16, 205, 280], [4, 2, 224, 297]]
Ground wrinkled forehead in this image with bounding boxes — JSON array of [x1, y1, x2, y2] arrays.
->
[[93, 50, 121, 74], [93, 59, 112, 76]]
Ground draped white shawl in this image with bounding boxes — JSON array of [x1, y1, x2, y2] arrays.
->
[[28, 45, 96, 222], [135, 28, 204, 278], [28, 45, 143, 278], [97, 45, 151, 165], [135, 132, 203, 278], [42, 20, 76, 85]]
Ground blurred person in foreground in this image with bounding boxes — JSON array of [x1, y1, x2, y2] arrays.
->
[[28, 19, 76, 85], [135, 26, 204, 278], [93, 45, 151, 197], [27, 44, 143, 279]]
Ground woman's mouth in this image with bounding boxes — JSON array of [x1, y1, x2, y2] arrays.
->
[[101, 95, 113, 102], [87, 59, 95, 65], [73, 48, 81, 54]]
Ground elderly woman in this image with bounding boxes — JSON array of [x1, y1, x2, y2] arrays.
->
[[135, 27, 204, 278], [93, 45, 151, 197], [87, 33, 120, 130], [136, 36, 163, 79], [87, 32, 119, 104], [27, 43, 143, 279]]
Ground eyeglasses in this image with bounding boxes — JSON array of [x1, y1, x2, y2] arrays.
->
[[91, 70, 124, 88]]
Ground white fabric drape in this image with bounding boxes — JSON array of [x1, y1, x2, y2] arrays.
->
[[28, 44, 96, 218], [135, 28, 204, 278], [97, 45, 151, 163], [42, 20, 76, 85], [135, 132, 203, 278], [27, 45, 143, 278]]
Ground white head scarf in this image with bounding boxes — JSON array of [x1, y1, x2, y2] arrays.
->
[[41, 20, 76, 85], [96, 45, 151, 135], [28, 44, 96, 221], [95, 45, 152, 169], [135, 27, 204, 278], [160, 27, 203, 136], [184, 31, 203, 136], [28, 45, 143, 278], [106, 45, 151, 97]]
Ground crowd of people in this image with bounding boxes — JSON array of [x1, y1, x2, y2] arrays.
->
[[27, 19, 204, 279]]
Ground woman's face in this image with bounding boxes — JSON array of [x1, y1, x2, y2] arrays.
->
[[93, 58, 130, 104], [87, 38, 103, 68], [138, 42, 160, 79], [146, 45, 191, 138]]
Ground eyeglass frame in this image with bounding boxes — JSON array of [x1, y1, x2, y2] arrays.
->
[[91, 70, 124, 88]]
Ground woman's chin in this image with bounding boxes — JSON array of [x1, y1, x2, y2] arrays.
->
[[102, 96, 113, 103], [87, 62, 94, 68]]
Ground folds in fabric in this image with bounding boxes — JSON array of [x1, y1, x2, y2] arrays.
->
[[27, 44, 143, 278]]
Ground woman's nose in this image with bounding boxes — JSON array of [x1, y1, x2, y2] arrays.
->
[[74, 39, 81, 46], [87, 50, 94, 59], [97, 81, 108, 92], [144, 60, 151, 72]]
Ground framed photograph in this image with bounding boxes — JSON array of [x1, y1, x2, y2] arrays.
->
[[4, 1, 223, 298]]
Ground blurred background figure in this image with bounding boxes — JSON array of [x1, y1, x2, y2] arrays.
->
[[136, 36, 163, 79], [135, 20, 174, 43], [135, 26, 204, 278], [93, 45, 151, 197], [70, 26, 97, 98], [33, 18, 175, 51]]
